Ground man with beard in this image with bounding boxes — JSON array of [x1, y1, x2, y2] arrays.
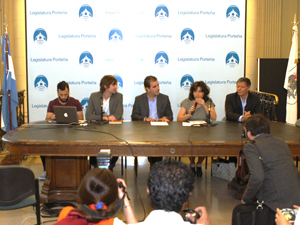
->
[[46, 81, 83, 121], [40, 81, 83, 180]]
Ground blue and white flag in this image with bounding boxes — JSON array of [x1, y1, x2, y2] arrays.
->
[[1, 34, 18, 132]]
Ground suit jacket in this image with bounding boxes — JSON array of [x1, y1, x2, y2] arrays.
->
[[86, 92, 123, 121], [131, 93, 173, 121], [225, 92, 261, 122], [242, 134, 300, 211]]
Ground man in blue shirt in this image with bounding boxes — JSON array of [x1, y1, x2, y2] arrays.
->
[[225, 77, 261, 122], [131, 75, 173, 166]]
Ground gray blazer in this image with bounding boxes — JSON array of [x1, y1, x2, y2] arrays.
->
[[86, 92, 123, 121], [242, 134, 300, 211], [131, 93, 173, 121]]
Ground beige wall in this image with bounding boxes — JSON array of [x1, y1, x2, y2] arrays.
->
[[246, 0, 299, 89], [1, 0, 299, 120], [1, 0, 27, 120]]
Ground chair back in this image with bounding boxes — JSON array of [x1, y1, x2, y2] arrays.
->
[[250, 90, 279, 121], [0, 166, 36, 206]]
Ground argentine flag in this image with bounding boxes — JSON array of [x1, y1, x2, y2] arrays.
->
[[1, 34, 18, 132]]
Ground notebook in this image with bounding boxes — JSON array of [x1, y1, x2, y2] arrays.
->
[[53, 106, 79, 124]]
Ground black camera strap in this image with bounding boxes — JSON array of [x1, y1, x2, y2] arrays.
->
[[80, 183, 127, 219], [80, 198, 124, 219]]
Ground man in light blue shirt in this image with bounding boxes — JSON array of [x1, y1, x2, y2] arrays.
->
[[131, 75, 173, 122], [225, 77, 261, 122], [131, 75, 173, 166]]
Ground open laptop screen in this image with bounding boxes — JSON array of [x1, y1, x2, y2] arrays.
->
[[53, 106, 79, 124]]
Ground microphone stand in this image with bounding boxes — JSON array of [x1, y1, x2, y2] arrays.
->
[[205, 99, 216, 127], [98, 97, 108, 125]]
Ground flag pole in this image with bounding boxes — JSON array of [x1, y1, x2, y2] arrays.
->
[[3, 16, 12, 131]]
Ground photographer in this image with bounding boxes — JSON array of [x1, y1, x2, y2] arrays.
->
[[135, 158, 211, 225], [232, 114, 300, 225], [55, 168, 137, 225]]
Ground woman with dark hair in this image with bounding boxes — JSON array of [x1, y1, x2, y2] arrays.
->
[[55, 168, 137, 225], [177, 81, 217, 177]]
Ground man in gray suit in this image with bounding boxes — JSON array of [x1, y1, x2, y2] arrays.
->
[[86, 75, 123, 170], [131, 75, 173, 122], [86, 75, 123, 122], [232, 114, 300, 224], [131, 75, 173, 166]]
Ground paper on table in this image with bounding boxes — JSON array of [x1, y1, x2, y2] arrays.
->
[[109, 120, 123, 124], [182, 121, 207, 126], [150, 121, 169, 126]]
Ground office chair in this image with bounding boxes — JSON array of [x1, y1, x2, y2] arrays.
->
[[0, 165, 41, 225]]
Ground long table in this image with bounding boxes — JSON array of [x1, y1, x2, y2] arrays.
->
[[2, 121, 300, 202]]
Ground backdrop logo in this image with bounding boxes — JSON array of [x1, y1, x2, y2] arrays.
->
[[155, 51, 169, 68], [180, 75, 194, 90], [181, 28, 195, 44], [226, 5, 240, 21], [79, 5, 93, 21], [81, 98, 89, 117], [109, 28, 123, 43], [33, 28, 47, 45], [155, 5, 169, 21], [34, 75, 48, 91], [113, 74, 123, 89], [226, 51, 239, 68], [79, 51, 93, 68]]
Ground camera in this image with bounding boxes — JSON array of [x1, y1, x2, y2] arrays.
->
[[182, 209, 201, 224], [281, 208, 298, 223]]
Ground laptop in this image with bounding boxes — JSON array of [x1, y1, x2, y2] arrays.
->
[[53, 106, 79, 124]]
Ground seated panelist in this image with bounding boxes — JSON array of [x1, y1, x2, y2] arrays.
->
[[177, 81, 217, 177], [225, 77, 261, 122], [86, 75, 123, 171], [131, 75, 173, 122], [86, 75, 123, 122], [131, 75, 173, 167], [46, 81, 83, 121], [40, 81, 83, 181]]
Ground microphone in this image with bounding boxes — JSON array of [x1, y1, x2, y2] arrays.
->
[[206, 98, 216, 126], [207, 99, 211, 122], [98, 97, 108, 124], [100, 97, 104, 121], [191, 101, 198, 115]]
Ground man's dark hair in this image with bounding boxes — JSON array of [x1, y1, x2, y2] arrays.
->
[[144, 76, 157, 89], [188, 81, 210, 102], [57, 81, 69, 91], [245, 114, 270, 136], [100, 75, 117, 93], [147, 159, 195, 213], [237, 77, 251, 88]]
